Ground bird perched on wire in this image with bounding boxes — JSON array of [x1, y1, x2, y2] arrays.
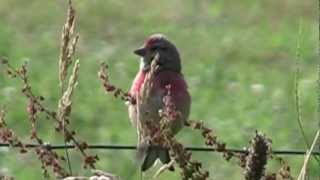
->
[[128, 34, 191, 171]]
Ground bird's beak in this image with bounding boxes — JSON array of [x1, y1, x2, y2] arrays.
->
[[134, 47, 147, 57]]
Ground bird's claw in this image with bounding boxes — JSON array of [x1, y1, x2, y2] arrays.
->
[[153, 160, 175, 179]]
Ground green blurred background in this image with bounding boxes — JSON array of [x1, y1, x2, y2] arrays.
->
[[0, 0, 319, 179]]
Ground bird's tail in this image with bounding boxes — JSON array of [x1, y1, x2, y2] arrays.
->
[[137, 142, 170, 171]]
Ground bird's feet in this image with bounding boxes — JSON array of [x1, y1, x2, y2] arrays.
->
[[153, 160, 175, 179]]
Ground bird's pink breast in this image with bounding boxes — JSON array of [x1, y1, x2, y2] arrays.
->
[[130, 70, 188, 96], [130, 71, 146, 96], [129, 70, 191, 135]]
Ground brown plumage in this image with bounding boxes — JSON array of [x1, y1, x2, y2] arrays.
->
[[129, 34, 191, 171]]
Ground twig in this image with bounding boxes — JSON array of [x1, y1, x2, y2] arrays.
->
[[58, 0, 80, 174], [0, 106, 68, 177], [294, 21, 320, 165], [297, 130, 320, 180], [1, 60, 98, 169], [295, 21, 311, 150]]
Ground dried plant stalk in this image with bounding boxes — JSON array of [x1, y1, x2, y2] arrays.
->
[[58, 59, 80, 130], [297, 130, 320, 180], [139, 54, 158, 100], [58, 0, 81, 174], [67, 34, 79, 60], [0, 107, 68, 177], [0, 108, 27, 153], [278, 164, 293, 180], [265, 156, 293, 180], [2, 57, 99, 172], [0, 0, 102, 178], [59, 0, 78, 89], [244, 131, 271, 180], [136, 55, 159, 140], [98, 63, 135, 104]]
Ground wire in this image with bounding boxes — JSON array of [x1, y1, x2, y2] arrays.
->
[[0, 143, 319, 156]]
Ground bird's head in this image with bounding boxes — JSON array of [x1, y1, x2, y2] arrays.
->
[[134, 34, 181, 73]]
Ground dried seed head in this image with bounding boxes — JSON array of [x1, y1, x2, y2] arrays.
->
[[244, 131, 271, 180], [98, 62, 134, 104], [59, 0, 78, 89]]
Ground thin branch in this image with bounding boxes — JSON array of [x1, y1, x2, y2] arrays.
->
[[297, 130, 320, 180], [58, 0, 79, 174], [294, 22, 320, 165], [295, 21, 311, 149], [1, 60, 98, 169]]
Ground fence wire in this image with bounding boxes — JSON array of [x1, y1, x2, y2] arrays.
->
[[0, 143, 319, 156]]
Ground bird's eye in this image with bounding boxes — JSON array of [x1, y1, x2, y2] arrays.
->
[[150, 46, 157, 51]]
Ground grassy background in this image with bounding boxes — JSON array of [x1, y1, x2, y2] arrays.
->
[[0, 0, 319, 179]]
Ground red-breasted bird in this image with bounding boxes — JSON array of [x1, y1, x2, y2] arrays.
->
[[128, 34, 191, 171]]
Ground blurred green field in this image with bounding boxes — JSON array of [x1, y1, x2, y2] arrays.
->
[[0, 0, 319, 179]]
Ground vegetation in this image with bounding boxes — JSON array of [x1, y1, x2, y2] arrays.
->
[[0, 0, 318, 179]]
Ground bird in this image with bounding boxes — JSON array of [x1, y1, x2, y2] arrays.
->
[[128, 34, 191, 171]]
